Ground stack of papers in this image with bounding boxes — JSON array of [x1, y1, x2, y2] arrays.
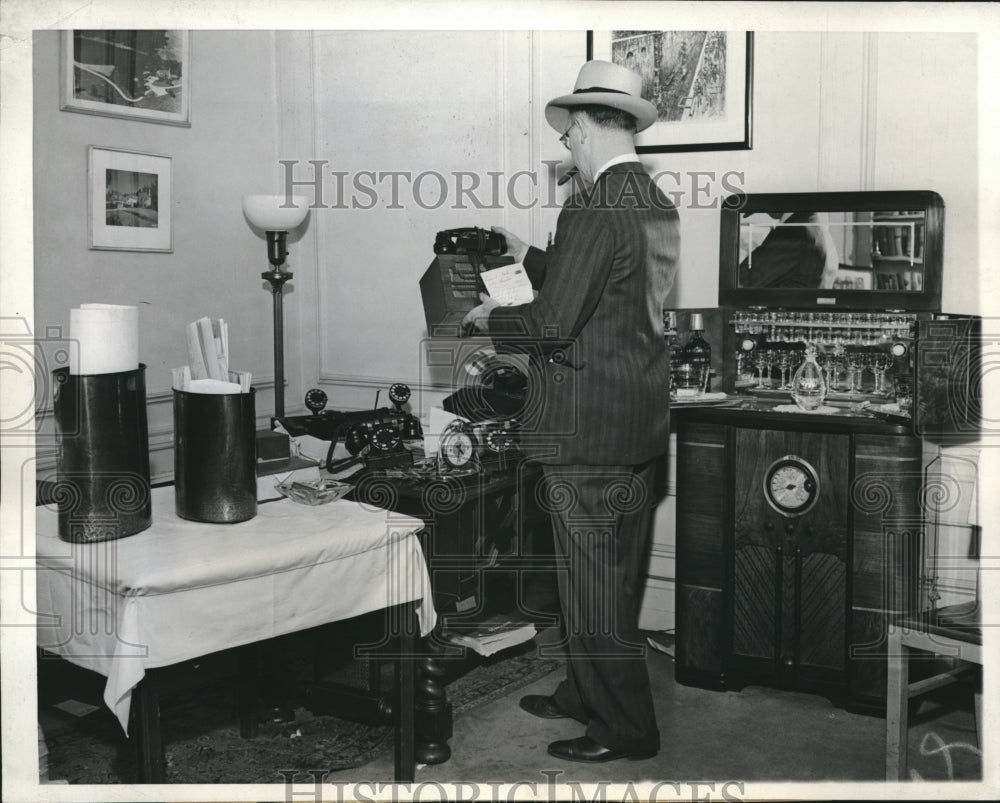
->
[[172, 317, 251, 393], [442, 614, 537, 657]]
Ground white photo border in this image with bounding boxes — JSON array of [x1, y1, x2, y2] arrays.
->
[[88, 146, 173, 252]]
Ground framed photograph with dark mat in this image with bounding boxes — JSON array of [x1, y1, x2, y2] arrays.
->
[[587, 30, 753, 153], [61, 30, 190, 126], [88, 146, 172, 252]]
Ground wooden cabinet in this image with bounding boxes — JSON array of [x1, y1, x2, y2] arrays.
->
[[675, 406, 923, 714]]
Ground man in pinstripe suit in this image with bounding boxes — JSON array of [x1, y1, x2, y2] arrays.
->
[[464, 60, 679, 763]]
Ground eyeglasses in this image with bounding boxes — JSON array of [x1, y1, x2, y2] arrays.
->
[[560, 119, 577, 150]]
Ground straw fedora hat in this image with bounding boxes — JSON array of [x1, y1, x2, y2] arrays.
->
[[545, 60, 658, 133]]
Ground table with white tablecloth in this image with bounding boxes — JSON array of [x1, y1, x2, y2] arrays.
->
[[35, 485, 437, 781]]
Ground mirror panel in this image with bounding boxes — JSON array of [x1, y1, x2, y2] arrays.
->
[[719, 191, 944, 312]]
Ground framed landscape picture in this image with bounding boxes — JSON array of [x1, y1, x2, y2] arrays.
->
[[587, 31, 753, 153], [61, 30, 190, 126], [88, 147, 172, 252]]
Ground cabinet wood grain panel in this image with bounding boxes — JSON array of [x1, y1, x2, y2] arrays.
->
[[851, 434, 922, 613], [676, 422, 727, 588], [675, 407, 923, 714], [676, 584, 725, 682]]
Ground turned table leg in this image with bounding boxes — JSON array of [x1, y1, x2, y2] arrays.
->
[[414, 644, 453, 764]]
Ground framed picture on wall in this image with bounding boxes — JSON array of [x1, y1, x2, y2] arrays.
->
[[88, 146, 172, 252], [587, 31, 753, 153], [61, 30, 190, 126]]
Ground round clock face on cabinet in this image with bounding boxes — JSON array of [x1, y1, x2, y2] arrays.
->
[[440, 426, 476, 468], [764, 455, 819, 517]]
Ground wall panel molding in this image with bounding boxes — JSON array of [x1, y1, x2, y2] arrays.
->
[[860, 32, 879, 191]]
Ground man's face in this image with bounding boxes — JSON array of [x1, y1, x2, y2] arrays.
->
[[560, 116, 580, 153]]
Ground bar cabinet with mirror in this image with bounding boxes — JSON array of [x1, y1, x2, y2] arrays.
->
[[670, 190, 980, 714]]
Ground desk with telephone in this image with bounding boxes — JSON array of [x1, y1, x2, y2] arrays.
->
[[273, 375, 555, 766], [265, 228, 556, 764]]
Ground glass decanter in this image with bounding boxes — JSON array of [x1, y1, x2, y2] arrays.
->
[[791, 343, 827, 411]]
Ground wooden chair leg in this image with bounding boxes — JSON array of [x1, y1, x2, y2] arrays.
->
[[885, 626, 909, 781]]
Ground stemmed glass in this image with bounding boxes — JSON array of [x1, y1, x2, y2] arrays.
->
[[778, 351, 796, 389], [871, 352, 893, 394], [814, 349, 828, 391], [847, 350, 868, 394], [827, 345, 846, 392], [754, 349, 771, 389], [767, 350, 782, 389]]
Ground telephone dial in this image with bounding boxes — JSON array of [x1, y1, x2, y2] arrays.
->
[[279, 383, 422, 472]]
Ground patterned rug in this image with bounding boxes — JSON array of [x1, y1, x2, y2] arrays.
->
[[41, 640, 563, 785]]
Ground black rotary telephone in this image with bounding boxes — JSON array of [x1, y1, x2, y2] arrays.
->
[[433, 227, 509, 337], [279, 383, 422, 472], [433, 227, 506, 257]]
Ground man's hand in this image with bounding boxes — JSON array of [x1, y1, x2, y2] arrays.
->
[[492, 226, 529, 262], [462, 293, 500, 333]]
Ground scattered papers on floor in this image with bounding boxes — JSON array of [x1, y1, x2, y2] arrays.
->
[[442, 614, 537, 657]]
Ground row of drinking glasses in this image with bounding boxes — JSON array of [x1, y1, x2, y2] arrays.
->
[[730, 311, 914, 345], [743, 348, 894, 394]]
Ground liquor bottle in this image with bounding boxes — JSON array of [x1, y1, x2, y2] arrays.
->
[[681, 313, 712, 393], [663, 310, 680, 356], [663, 310, 682, 395], [791, 343, 827, 411]]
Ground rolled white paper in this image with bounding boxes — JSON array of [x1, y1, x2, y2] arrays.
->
[[69, 303, 139, 375]]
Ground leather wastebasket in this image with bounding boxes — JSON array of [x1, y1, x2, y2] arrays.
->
[[52, 365, 152, 542], [173, 387, 257, 523]]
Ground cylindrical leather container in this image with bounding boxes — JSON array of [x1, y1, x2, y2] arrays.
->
[[52, 365, 152, 542], [173, 387, 257, 523]]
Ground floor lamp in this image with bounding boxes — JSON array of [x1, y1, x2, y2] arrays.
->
[[241, 194, 309, 421]]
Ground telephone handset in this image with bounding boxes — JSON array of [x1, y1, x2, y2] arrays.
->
[[433, 227, 506, 257]]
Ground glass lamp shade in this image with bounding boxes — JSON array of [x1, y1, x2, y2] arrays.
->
[[242, 194, 310, 232]]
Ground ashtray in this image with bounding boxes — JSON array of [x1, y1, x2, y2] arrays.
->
[[276, 478, 353, 506]]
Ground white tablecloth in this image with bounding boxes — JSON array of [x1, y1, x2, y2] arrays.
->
[[36, 486, 436, 733]]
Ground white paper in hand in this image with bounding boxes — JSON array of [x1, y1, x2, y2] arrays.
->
[[480, 264, 533, 306]]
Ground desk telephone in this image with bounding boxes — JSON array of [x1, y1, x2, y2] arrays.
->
[[279, 383, 422, 472], [433, 227, 506, 257]]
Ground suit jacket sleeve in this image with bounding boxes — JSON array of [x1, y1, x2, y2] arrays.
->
[[487, 204, 613, 347], [522, 245, 547, 289]]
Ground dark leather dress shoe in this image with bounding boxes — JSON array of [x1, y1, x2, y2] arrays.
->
[[547, 736, 658, 763], [519, 694, 570, 719]]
